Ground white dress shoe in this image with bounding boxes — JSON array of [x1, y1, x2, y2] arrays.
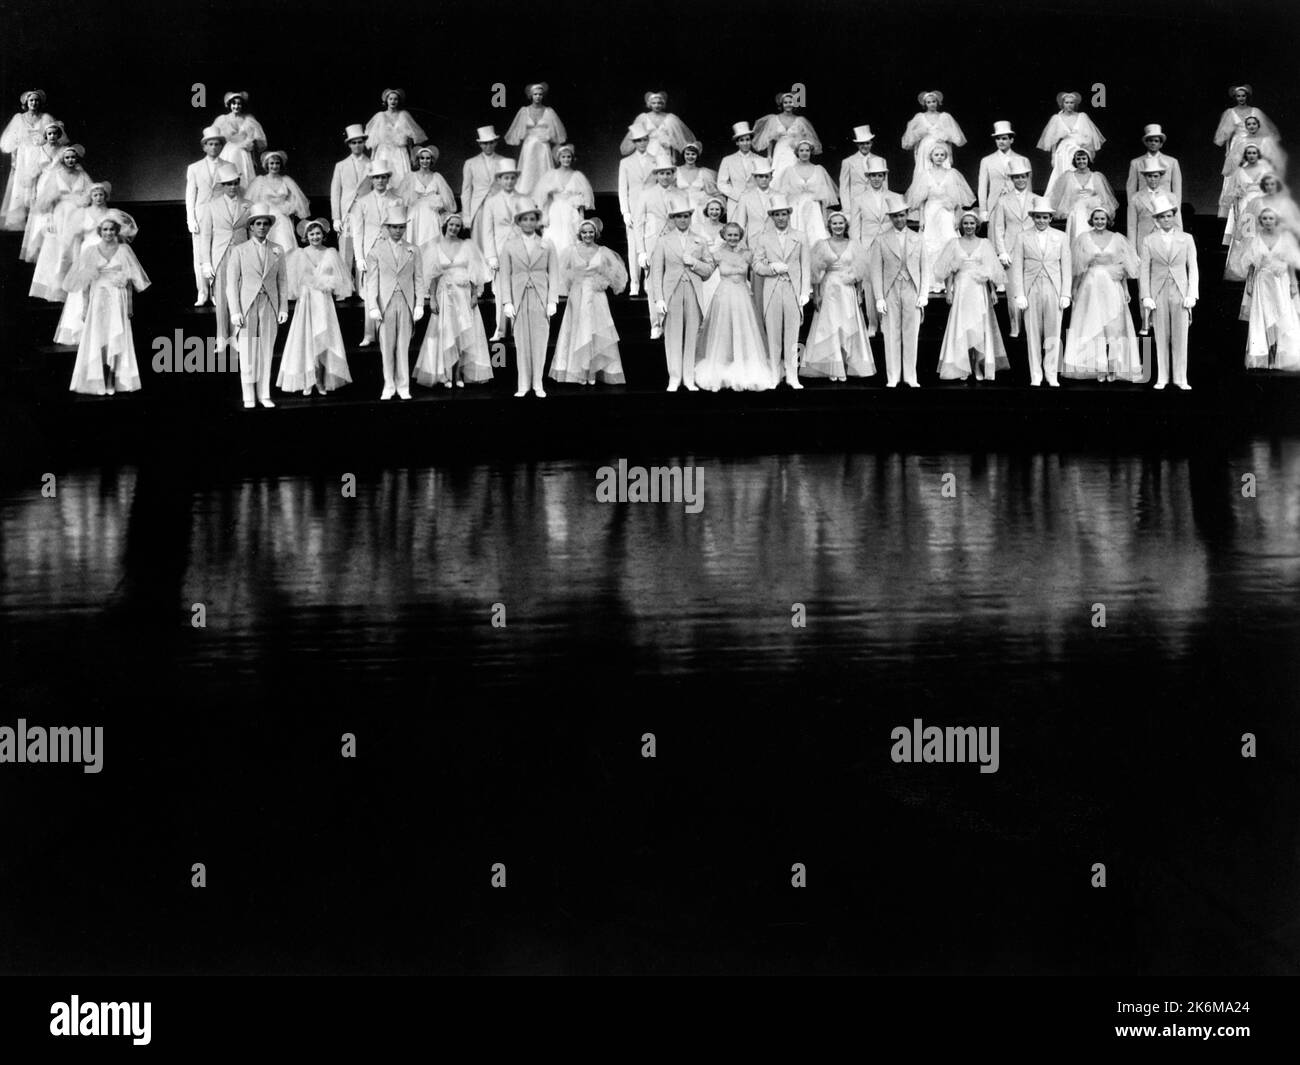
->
[[259, 397, 276, 408]]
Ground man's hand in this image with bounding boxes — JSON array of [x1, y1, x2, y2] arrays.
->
[[231, 313, 245, 329], [1015, 296, 1028, 310], [1059, 296, 1071, 310], [413, 304, 424, 322], [1142, 297, 1156, 311], [655, 300, 667, 315], [546, 302, 557, 318], [503, 303, 516, 319], [202, 265, 215, 281], [369, 309, 382, 322], [1182, 297, 1197, 311], [875, 299, 887, 316], [188, 223, 200, 236]]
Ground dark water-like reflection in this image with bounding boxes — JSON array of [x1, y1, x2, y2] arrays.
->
[[1, 443, 1297, 975]]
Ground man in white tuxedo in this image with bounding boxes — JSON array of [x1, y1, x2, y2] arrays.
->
[[186, 126, 227, 305], [716, 121, 762, 218], [1127, 158, 1182, 247], [1125, 123, 1182, 202], [868, 193, 929, 387], [978, 120, 1031, 223], [990, 158, 1034, 331], [1011, 196, 1071, 387], [330, 124, 371, 290], [226, 203, 289, 409], [839, 125, 889, 220], [618, 120, 663, 296], [733, 160, 776, 246], [199, 162, 250, 359], [479, 158, 523, 340], [1140, 195, 1198, 390], [636, 161, 679, 335], [752, 194, 811, 388], [349, 161, 403, 346], [364, 205, 425, 400], [649, 193, 715, 391], [462, 125, 502, 251]]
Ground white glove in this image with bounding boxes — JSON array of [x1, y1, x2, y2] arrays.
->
[[1182, 297, 1197, 310], [503, 303, 516, 319], [231, 313, 244, 329], [1142, 297, 1156, 311], [1014, 296, 1028, 311], [546, 302, 557, 317], [916, 297, 928, 309], [655, 300, 667, 315], [622, 214, 632, 228], [875, 299, 887, 316], [638, 253, 649, 269], [1059, 296, 1071, 310], [999, 254, 1011, 267], [413, 304, 424, 322], [771, 261, 789, 274], [356, 260, 366, 275], [369, 309, 382, 322], [682, 255, 696, 267], [188, 222, 199, 236], [332, 219, 343, 232], [488, 257, 499, 271], [979, 211, 990, 224], [201, 265, 215, 281]]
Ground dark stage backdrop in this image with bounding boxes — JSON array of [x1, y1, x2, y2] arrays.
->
[[3, 0, 1298, 212]]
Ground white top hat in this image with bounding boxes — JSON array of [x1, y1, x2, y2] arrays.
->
[[344, 123, 366, 142], [652, 158, 677, 172], [884, 192, 909, 214], [201, 125, 226, 143], [476, 125, 499, 142], [1007, 157, 1032, 176], [365, 160, 393, 178], [852, 124, 875, 142], [214, 162, 243, 184], [865, 157, 889, 174], [493, 157, 520, 176], [992, 120, 1015, 137], [382, 205, 410, 226], [1028, 195, 1054, 215], [627, 120, 652, 140], [247, 202, 275, 223], [665, 191, 693, 216], [513, 197, 542, 219], [731, 121, 755, 140], [752, 159, 774, 176], [767, 194, 794, 214], [1142, 124, 1166, 141], [1138, 157, 1167, 174], [1149, 194, 1178, 216]]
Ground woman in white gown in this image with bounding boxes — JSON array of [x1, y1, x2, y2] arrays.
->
[[902, 90, 966, 173], [1, 89, 57, 230], [19, 122, 68, 261], [28, 143, 92, 301], [415, 214, 493, 388], [1050, 148, 1118, 246], [277, 219, 353, 396], [1062, 207, 1141, 382], [907, 143, 975, 294], [934, 210, 1009, 383], [245, 151, 309, 254], [753, 92, 821, 183], [1037, 91, 1106, 201], [399, 145, 458, 248], [549, 218, 628, 386], [366, 88, 427, 184], [53, 182, 114, 344], [694, 222, 776, 392], [504, 82, 567, 197], [64, 210, 150, 395], [619, 91, 695, 161], [1220, 145, 1273, 248], [775, 139, 837, 244], [803, 211, 875, 381], [1241, 207, 1300, 372], [534, 144, 593, 257], [213, 92, 266, 188], [694, 196, 727, 312], [1224, 165, 1285, 280], [676, 141, 719, 222], [1215, 85, 1280, 203]]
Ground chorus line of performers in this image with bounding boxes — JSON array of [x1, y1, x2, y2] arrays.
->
[[3, 84, 1298, 399]]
